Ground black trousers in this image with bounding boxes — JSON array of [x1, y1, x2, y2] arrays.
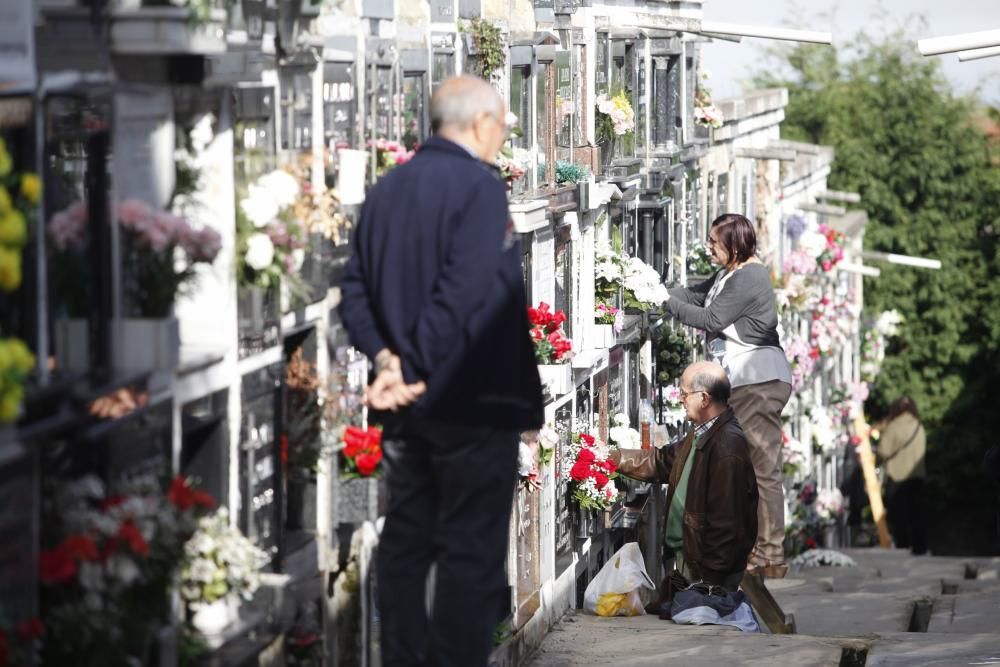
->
[[885, 477, 927, 555], [377, 417, 518, 667]]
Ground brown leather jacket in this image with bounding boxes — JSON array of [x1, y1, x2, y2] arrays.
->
[[612, 407, 758, 584]]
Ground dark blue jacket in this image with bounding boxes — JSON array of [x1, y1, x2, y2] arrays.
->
[[338, 136, 544, 430]]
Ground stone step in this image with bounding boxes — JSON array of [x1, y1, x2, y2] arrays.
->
[[866, 632, 1000, 666], [525, 612, 862, 666]]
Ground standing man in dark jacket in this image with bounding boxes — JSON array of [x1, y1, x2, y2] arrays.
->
[[338, 75, 544, 667], [612, 361, 758, 602]]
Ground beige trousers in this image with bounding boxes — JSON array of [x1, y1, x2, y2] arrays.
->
[[730, 379, 793, 562]]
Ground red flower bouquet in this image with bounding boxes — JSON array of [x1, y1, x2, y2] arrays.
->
[[341, 425, 384, 478], [562, 432, 620, 511], [528, 302, 573, 364]]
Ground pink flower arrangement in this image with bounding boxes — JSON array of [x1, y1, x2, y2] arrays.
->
[[815, 224, 845, 272], [47, 199, 222, 318], [783, 249, 818, 276], [47, 202, 88, 252], [784, 334, 817, 393], [368, 138, 414, 176], [596, 93, 635, 137]]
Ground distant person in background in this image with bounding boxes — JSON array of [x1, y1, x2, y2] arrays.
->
[[661, 213, 792, 577], [877, 396, 928, 555]]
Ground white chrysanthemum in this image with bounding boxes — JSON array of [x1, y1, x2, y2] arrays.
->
[[245, 233, 275, 270], [517, 441, 535, 477], [798, 229, 827, 259], [188, 558, 218, 584], [241, 184, 280, 228], [108, 554, 141, 586], [258, 170, 300, 209]]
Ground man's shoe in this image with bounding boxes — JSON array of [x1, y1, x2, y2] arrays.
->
[[746, 552, 788, 578]]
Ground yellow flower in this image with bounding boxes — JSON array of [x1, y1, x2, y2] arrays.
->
[[0, 387, 22, 423], [2, 338, 34, 374], [20, 174, 40, 205], [0, 210, 26, 246], [0, 138, 10, 177], [0, 187, 10, 214], [0, 246, 22, 291]]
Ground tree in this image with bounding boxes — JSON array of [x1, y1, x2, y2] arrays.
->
[[757, 33, 1000, 553]]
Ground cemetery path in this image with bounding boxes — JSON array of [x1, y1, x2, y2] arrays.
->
[[522, 548, 1000, 666]]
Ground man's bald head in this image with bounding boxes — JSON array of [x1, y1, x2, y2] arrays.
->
[[429, 75, 507, 164], [431, 75, 503, 133], [683, 361, 731, 405]]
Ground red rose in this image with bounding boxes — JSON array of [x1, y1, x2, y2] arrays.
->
[[14, 617, 44, 642], [594, 472, 609, 487], [118, 520, 150, 557], [579, 433, 595, 446], [577, 448, 596, 464], [39, 548, 77, 585], [602, 459, 617, 475], [366, 426, 383, 448], [356, 453, 379, 477], [100, 495, 127, 512], [166, 475, 214, 511], [569, 461, 591, 482], [343, 426, 368, 458], [809, 348, 821, 360], [61, 535, 99, 562]]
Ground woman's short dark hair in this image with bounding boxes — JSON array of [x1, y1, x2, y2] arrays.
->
[[711, 213, 757, 265], [888, 396, 919, 421]]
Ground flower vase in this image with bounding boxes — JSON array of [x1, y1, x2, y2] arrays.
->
[[238, 285, 280, 358], [190, 595, 237, 641], [537, 364, 572, 397], [337, 476, 377, 524], [54, 318, 90, 373], [599, 136, 616, 175], [589, 324, 617, 349], [112, 317, 180, 373]]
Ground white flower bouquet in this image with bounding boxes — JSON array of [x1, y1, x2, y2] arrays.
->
[[180, 508, 269, 605]]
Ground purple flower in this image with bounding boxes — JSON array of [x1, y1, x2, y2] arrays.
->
[[785, 214, 807, 241]]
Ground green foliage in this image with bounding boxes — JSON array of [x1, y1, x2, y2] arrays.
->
[[555, 160, 591, 185], [757, 32, 1000, 542], [465, 19, 505, 82], [653, 327, 692, 385]]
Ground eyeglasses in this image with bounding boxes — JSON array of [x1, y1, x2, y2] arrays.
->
[[679, 389, 707, 402]]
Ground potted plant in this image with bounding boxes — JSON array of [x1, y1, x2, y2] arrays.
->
[[47, 198, 222, 373], [37, 474, 214, 665], [595, 91, 634, 171], [591, 300, 622, 349], [236, 167, 307, 350], [180, 507, 268, 643], [528, 302, 573, 397], [336, 425, 383, 524]]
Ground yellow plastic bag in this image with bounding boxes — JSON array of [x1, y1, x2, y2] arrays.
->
[[584, 542, 655, 617]]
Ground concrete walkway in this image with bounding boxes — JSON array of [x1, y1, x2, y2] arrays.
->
[[526, 549, 1000, 666]]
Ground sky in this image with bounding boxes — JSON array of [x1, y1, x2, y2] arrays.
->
[[699, 0, 1000, 105]]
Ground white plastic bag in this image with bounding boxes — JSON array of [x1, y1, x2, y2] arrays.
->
[[583, 542, 656, 617]]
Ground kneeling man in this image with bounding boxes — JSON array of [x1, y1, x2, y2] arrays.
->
[[613, 361, 758, 601]]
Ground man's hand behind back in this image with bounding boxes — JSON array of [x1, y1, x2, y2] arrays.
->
[[366, 351, 427, 411]]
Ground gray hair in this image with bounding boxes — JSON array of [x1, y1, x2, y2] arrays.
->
[[430, 75, 502, 133], [690, 366, 731, 405]]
